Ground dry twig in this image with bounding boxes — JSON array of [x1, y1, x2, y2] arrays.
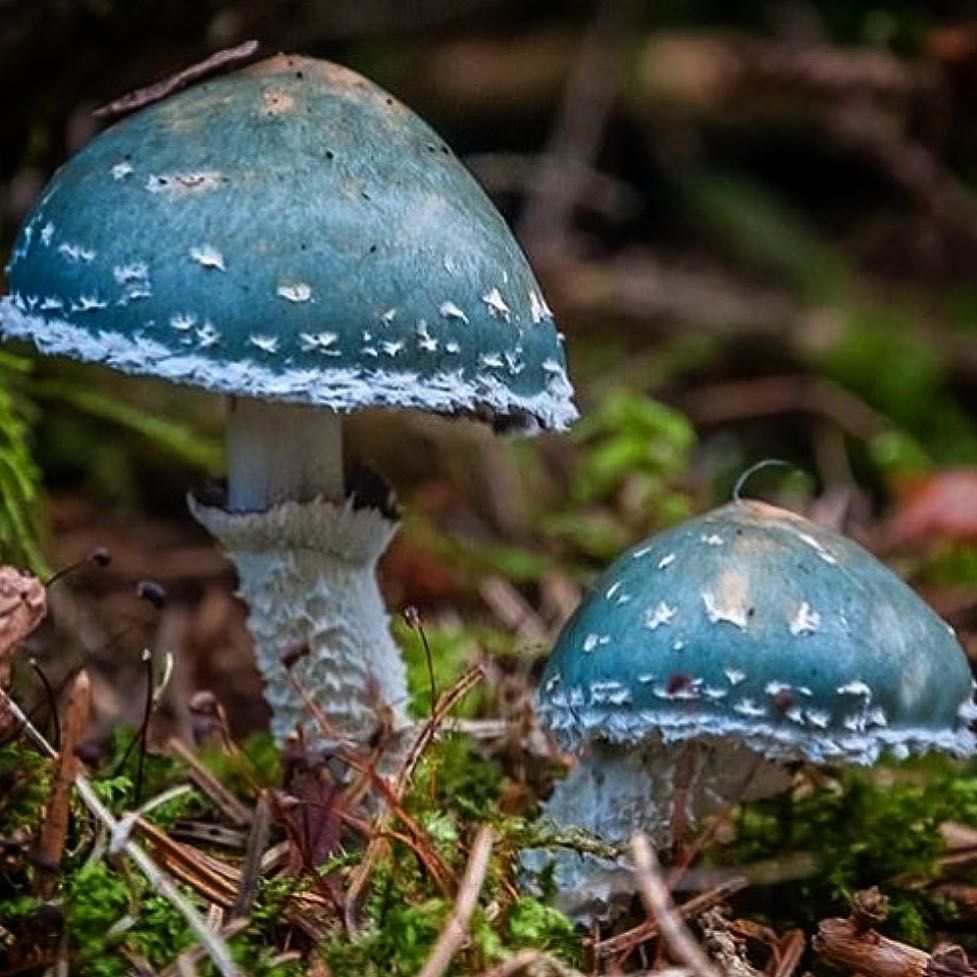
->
[[415, 826, 494, 977], [166, 737, 253, 827], [595, 875, 747, 959], [34, 670, 91, 898], [770, 929, 806, 977], [93, 40, 260, 118], [814, 915, 976, 977], [630, 833, 723, 977], [1, 688, 239, 977], [231, 791, 272, 919]]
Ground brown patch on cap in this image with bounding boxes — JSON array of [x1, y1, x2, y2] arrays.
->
[[735, 499, 806, 524], [262, 87, 295, 116], [246, 55, 370, 92], [245, 55, 407, 116]]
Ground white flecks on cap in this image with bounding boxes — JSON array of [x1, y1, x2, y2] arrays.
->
[[72, 295, 108, 312], [111, 161, 134, 180], [765, 680, 792, 696], [189, 245, 226, 271], [805, 709, 831, 729], [439, 301, 469, 323], [382, 340, 404, 357], [113, 263, 149, 284], [170, 313, 196, 332], [583, 634, 600, 653], [796, 530, 838, 565], [866, 707, 888, 727], [790, 602, 821, 636], [146, 171, 226, 195], [702, 589, 749, 630], [58, 243, 96, 263], [837, 680, 871, 697], [734, 698, 766, 718], [444, 341, 461, 354], [276, 282, 313, 303], [529, 290, 547, 324], [40, 222, 55, 246], [479, 352, 504, 369], [654, 677, 702, 702], [249, 334, 279, 354], [631, 545, 652, 559], [416, 321, 438, 352], [606, 581, 622, 600], [725, 668, 746, 686], [195, 322, 220, 348], [590, 681, 631, 706], [658, 553, 676, 569], [701, 534, 723, 546], [643, 602, 677, 631], [0, 298, 580, 431], [482, 287, 511, 321], [299, 332, 340, 355]]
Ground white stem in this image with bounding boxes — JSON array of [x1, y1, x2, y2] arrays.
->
[[226, 397, 344, 511], [534, 739, 791, 921], [188, 495, 408, 745]]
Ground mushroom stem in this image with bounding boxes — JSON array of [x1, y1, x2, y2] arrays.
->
[[226, 397, 344, 511], [532, 739, 790, 921], [188, 494, 409, 746]]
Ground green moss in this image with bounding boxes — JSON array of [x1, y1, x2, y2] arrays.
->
[[710, 759, 977, 942]]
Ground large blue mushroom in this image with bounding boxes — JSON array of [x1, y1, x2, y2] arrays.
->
[[1, 55, 576, 746], [536, 498, 976, 917]]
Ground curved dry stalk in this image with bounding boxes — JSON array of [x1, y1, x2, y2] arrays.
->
[[1, 688, 239, 977], [630, 833, 723, 977], [415, 826, 494, 977]]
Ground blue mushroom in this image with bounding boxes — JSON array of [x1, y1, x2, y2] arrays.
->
[[535, 498, 976, 918], [1, 55, 576, 746]]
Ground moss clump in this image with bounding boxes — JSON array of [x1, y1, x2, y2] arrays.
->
[[709, 758, 977, 944]]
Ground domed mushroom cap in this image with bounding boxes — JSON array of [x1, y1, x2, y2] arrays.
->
[[1, 55, 575, 433], [540, 500, 977, 763]]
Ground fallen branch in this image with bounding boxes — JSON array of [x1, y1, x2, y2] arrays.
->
[[814, 916, 976, 977], [630, 833, 723, 977]]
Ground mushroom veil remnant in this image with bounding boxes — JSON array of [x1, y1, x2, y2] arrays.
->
[[0, 55, 576, 747], [534, 498, 977, 919]]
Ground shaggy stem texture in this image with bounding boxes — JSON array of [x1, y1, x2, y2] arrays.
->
[[189, 494, 408, 745], [534, 739, 789, 921]]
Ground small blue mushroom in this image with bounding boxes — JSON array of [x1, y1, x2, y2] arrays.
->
[[534, 498, 976, 919], [0, 55, 577, 748]]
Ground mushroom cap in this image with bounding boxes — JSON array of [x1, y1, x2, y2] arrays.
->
[[539, 500, 976, 763], [1, 55, 575, 433]]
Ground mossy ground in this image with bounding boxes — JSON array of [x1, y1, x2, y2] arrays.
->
[[3, 633, 977, 975]]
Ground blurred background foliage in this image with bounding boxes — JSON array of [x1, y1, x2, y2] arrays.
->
[[6, 0, 977, 710]]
